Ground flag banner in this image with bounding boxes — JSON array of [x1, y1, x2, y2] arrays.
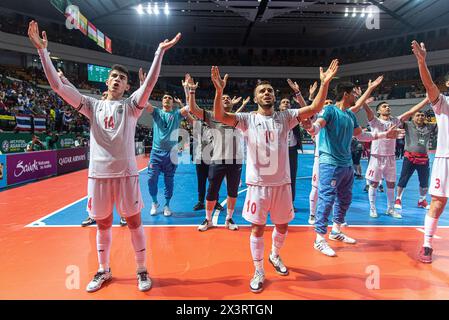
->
[[15, 114, 32, 131], [88, 22, 97, 42], [78, 13, 88, 35], [97, 30, 105, 48], [33, 116, 47, 132], [105, 36, 112, 53]]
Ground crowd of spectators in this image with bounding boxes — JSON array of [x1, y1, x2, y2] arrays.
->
[[2, 12, 449, 67]]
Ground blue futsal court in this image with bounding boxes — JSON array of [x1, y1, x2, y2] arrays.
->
[[27, 145, 449, 228]]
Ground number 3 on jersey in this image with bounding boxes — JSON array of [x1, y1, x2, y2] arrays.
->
[[104, 116, 115, 129], [246, 200, 257, 215]]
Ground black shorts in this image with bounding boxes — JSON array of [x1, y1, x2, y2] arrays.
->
[[206, 162, 242, 201]]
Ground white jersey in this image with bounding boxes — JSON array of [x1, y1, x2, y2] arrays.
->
[[235, 109, 299, 186], [432, 94, 449, 158], [77, 93, 144, 178], [369, 116, 402, 156]]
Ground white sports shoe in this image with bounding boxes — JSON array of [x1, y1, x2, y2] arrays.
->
[[314, 239, 336, 257], [225, 218, 239, 231], [137, 270, 152, 292], [370, 208, 378, 218], [86, 269, 112, 293], [198, 219, 213, 231], [308, 214, 316, 225], [269, 253, 289, 276], [386, 207, 402, 219], [163, 205, 172, 217], [150, 203, 159, 216], [329, 231, 357, 244], [250, 270, 265, 293]]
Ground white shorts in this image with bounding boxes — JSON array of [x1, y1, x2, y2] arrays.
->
[[242, 184, 294, 225], [429, 157, 449, 198], [312, 156, 319, 188], [365, 155, 396, 183], [87, 176, 144, 220]]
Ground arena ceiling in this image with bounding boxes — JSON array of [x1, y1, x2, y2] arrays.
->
[[1, 0, 449, 48]]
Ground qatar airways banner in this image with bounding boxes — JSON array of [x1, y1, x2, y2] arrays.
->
[[56, 147, 88, 175], [7, 151, 57, 186]]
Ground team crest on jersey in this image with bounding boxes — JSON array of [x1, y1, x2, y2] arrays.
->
[[117, 105, 124, 114]]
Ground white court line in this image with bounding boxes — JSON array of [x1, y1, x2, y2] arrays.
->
[[26, 167, 148, 228], [25, 224, 449, 229], [416, 228, 442, 239]]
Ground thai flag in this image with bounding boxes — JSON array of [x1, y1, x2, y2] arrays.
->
[[34, 116, 47, 132], [15, 114, 31, 131]]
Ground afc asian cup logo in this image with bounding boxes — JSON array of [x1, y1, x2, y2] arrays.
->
[[2, 140, 9, 152]]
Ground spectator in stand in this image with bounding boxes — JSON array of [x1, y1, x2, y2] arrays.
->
[[26, 134, 44, 152], [45, 131, 59, 150]]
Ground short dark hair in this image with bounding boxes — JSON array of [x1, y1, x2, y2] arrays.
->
[[375, 101, 389, 112], [334, 82, 355, 101], [109, 64, 129, 80], [254, 80, 273, 96]]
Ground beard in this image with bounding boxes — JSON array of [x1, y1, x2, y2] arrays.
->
[[260, 101, 274, 110]]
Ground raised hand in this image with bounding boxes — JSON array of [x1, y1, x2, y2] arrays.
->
[[28, 20, 48, 49], [368, 75, 384, 90], [287, 79, 301, 94], [320, 59, 339, 84], [139, 68, 147, 85], [159, 33, 181, 51], [174, 97, 184, 106], [412, 40, 427, 63], [182, 73, 191, 88], [242, 96, 251, 105], [211, 66, 228, 92], [186, 74, 198, 90], [309, 81, 318, 98], [231, 96, 242, 105]]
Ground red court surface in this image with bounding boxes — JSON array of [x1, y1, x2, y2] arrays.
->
[[2, 156, 449, 300]]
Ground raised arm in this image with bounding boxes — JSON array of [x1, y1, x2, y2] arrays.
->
[[297, 59, 339, 120], [211, 66, 236, 126], [412, 41, 440, 103], [398, 97, 430, 122], [287, 79, 307, 108], [28, 21, 82, 108], [186, 75, 205, 120], [351, 76, 384, 114], [132, 33, 181, 107], [235, 96, 250, 113], [358, 97, 375, 122], [354, 125, 405, 142], [138, 68, 154, 113]]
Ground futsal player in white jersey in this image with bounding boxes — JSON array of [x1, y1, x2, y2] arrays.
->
[[210, 60, 339, 293], [28, 20, 181, 292], [412, 40, 449, 263], [363, 98, 430, 219]]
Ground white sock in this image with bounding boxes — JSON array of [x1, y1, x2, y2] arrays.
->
[[387, 187, 395, 208], [271, 229, 287, 257], [424, 215, 438, 248], [226, 208, 234, 220], [315, 233, 325, 242], [250, 235, 264, 273], [332, 223, 341, 234], [309, 186, 318, 216], [129, 225, 147, 271], [206, 209, 213, 221], [97, 227, 112, 272], [368, 186, 377, 211]]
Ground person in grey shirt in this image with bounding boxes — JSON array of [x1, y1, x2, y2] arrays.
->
[[395, 100, 437, 210], [186, 74, 249, 232]]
